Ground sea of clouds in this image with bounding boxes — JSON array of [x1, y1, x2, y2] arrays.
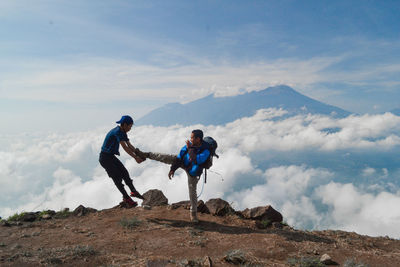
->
[[1, 108, 400, 238]]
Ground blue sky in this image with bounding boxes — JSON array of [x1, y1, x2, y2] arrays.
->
[[1, 1, 400, 238], [1, 0, 400, 133]]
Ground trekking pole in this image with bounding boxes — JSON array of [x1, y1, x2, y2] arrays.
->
[[197, 173, 206, 198], [207, 169, 224, 182]]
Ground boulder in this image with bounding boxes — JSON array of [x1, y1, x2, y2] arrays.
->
[[169, 200, 210, 214], [224, 250, 247, 264], [203, 256, 212, 267], [205, 198, 235, 216], [72, 205, 97, 217], [1, 220, 10, 227], [20, 212, 38, 222], [40, 210, 56, 220], [142, 189, 168, 206], [116, 201, 135, 209], [320, 254, 338, 265], [241, 205, 282, 223], [169, 200, 190, 210], [41, 214, 52, 220]]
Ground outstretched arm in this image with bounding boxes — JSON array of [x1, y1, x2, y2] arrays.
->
[[120, 141, 145, 163]]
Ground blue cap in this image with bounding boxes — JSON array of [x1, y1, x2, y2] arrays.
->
[[116, 115, 134, 125]]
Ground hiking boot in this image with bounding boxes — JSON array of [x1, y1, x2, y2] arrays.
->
[[123, 197, 138, 207], [130, 191, 145, 200]]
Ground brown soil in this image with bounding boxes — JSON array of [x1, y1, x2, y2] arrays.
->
[[1, 205, 400, 266]]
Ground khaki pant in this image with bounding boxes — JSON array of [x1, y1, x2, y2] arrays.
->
[[146, 152, 199, 221], [145, 152, 177, 165], [187, 172, 199, 221]]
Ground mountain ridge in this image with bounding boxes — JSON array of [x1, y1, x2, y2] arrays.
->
[[390, 108, 400, 116], [138, 85, 351, 126], [1, 195, 399, 266]]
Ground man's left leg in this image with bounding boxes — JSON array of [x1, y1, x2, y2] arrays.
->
[[112, 156, 144, 199]]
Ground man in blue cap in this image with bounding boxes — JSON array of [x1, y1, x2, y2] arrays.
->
[[99, 115, 146, 207]]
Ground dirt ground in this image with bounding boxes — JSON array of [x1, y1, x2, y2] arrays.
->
[[1, 205, 400, 266]]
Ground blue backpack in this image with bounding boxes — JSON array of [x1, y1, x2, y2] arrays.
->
[[202, 136, 219, 168], [201, 136, 218, 183]]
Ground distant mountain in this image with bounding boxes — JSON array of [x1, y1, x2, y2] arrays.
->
[[138, 85, 351, 126], [390, 108, 400, 116]]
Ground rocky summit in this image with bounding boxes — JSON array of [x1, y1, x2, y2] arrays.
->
[[1, 191, 400, 266]]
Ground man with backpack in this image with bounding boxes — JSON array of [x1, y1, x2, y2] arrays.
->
[[99, 115, 147, 208], [137, 129, 215, 223]]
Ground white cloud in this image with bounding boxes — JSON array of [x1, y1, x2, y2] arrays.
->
[[227, 165, 333, 228], [1, 110, 400, 238], [316, 182, 400, 237], [362, 167, 376, 177]]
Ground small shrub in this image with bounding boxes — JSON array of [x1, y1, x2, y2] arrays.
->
[[224, 249, 247, 264], [39, 210, 54, 218], [69, 245, 97, 257], [46, 257, 63, 265], [7, 212, 26, 222], [22, 251, 32, 257], [287, 257, 324, 267], [343, 258, 370, 267], [0, 243, 6, 247], [179, 258, 204, 267], [189, 229, 204, 237], [282, 221, 290, 227], [119, 216, 142, 229], [54, 208, 71, 219], [261, 219, 271, 227]]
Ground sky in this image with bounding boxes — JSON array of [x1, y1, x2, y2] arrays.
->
[[1, 0, 400, 133], [1, 1, 400, 238]]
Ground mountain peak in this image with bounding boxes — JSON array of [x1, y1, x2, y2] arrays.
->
[[138, 85, 351, 126]]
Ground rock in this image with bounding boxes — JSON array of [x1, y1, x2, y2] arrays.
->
[[205, 198, 235, 216], [20, 212, 38, 222], [142, 189, 168, 206], [142, 205, 152, 210], [241, 205, 283, 223], [272, 222, 283, 229], [224, 250, 247, 264], [169, 200, 210, 213], [320, 254, 338, 265], [41, 210, 56, 217], [169, 200, 189, 210], [41, 214, 52, 220], [1, 220, 10, 227], [146, 259, 170, 267], [72, 205, 97, 217], [203, 256, 212, 267], [116, 201, 136, 209], [9, 221, 23, 226], [255, 220, 272, 229]]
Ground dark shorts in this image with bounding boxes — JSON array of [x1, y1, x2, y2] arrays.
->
[[99, 152, 130, 180]]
